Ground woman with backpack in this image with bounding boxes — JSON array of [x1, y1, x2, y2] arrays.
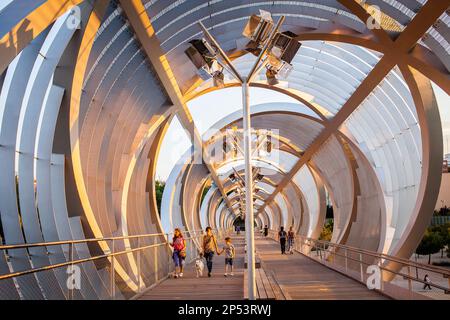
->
[[278, 226, 287, 254], [202, 227, 219, 277], [170, 228, 186, 278]]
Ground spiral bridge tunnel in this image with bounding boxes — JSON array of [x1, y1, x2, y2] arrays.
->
[[0, 0, 449, 300]]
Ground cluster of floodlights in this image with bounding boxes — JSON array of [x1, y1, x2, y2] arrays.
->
[[229, 169, 264, 215], [185, 10, 301, 87]]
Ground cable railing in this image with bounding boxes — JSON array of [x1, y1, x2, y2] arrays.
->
[[0, 228, 230, 300], [265, 229, 450, 299]]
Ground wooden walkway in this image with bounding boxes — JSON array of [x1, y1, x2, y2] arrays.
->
[[255, 237, 388, 300], [138, 234, 387, 300], [138, 235, 246, 300]]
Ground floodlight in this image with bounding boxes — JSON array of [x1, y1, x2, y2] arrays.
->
[[212, 68, 225, 88], [272, 31, 301, 64], [242, 10, 274, 56], [265, 68, 279, 86], [242, 10, 273, 43], [185, 39, 216, 68], [266, 135, 272, 153], [185, 39, 228, 88], [261, 30, 300, 83], [277, 62, 293, 79]]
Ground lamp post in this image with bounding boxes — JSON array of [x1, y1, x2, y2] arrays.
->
[[198, 15, 285, 300]]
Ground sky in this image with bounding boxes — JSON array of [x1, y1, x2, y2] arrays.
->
[[155, 87, 298, 181], [433, 83, 450, 154], [155, 85, 450, 181]]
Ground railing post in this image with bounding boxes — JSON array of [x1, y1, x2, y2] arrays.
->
[[345, 248, 348, 273], [154, 245, 158, 283], [137, 237, 142, 293], [110, 239, 115, 300], [68, 242, 74, 300], [378, 258, 384, 292], [318, 242, 322, 260], [447, 275, 450, 294], [359, 253, 364, 282], [408, 265, 413, 294], [167, 234, 171, 275]]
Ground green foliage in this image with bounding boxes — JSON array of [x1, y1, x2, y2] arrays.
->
[[201, 185, 211, 205], [416, 229, 445, 264], [319, 219, 333, 242], [434, 206, 450, 216], [155, 180, 165, 216], [430, 223, 450, 244]]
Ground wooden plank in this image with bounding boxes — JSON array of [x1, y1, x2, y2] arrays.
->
[[140, 235, 246, 300], [244, 253, 262, 269], [139, 235, 386, 300], [260, 269, 276, 300], [267, 273, 285, 300], [256, 269, 268, 299], [255, 237, 387, 300], [243, 269, 248, 300]]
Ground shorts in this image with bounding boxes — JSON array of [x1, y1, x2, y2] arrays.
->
[[173, 250, 185, 267], [225, 258, 233, 266]]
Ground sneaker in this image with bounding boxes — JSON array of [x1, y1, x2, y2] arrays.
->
[[179, 273, 183, 278], [174, 274, 178, 278], [208, 272, 211, 277], [230, 273, 234, 276], [224, 273, 228, 277]]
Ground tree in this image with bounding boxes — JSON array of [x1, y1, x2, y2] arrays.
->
[[430, 223, 450, 257], [319, 220, 333, 242], [155, 180, 165, 215], [415, 230, 444, 264]]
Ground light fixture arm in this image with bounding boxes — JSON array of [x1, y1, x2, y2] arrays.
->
[[196, 14, 286, 301], [247, 16, 285, 82], [198, 21, 244, 83]]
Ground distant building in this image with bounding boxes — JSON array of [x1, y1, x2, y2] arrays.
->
[[436, 172, 450, 210]]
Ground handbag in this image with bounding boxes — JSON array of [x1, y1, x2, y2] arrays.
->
[[179, 249, 187, 259]]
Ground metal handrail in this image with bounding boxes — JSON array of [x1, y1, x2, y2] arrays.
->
[[0, 228, 226, 282], [0, 233, 165, 250], [265, 229, 450, 295], [297, 235, 450, 276], [0, 228, 209, 250]]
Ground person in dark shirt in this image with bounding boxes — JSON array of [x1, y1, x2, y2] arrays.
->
[[278, 226, 287, 254], [264, 225, 269, 237]]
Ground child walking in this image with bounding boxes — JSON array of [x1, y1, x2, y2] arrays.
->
[[219, 237, 235, 277]]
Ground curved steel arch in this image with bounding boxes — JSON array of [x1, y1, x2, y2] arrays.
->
[[0, 0, 449, 300]]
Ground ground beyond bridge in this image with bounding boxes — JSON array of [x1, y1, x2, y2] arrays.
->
[[137, 235, 387, 300]]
